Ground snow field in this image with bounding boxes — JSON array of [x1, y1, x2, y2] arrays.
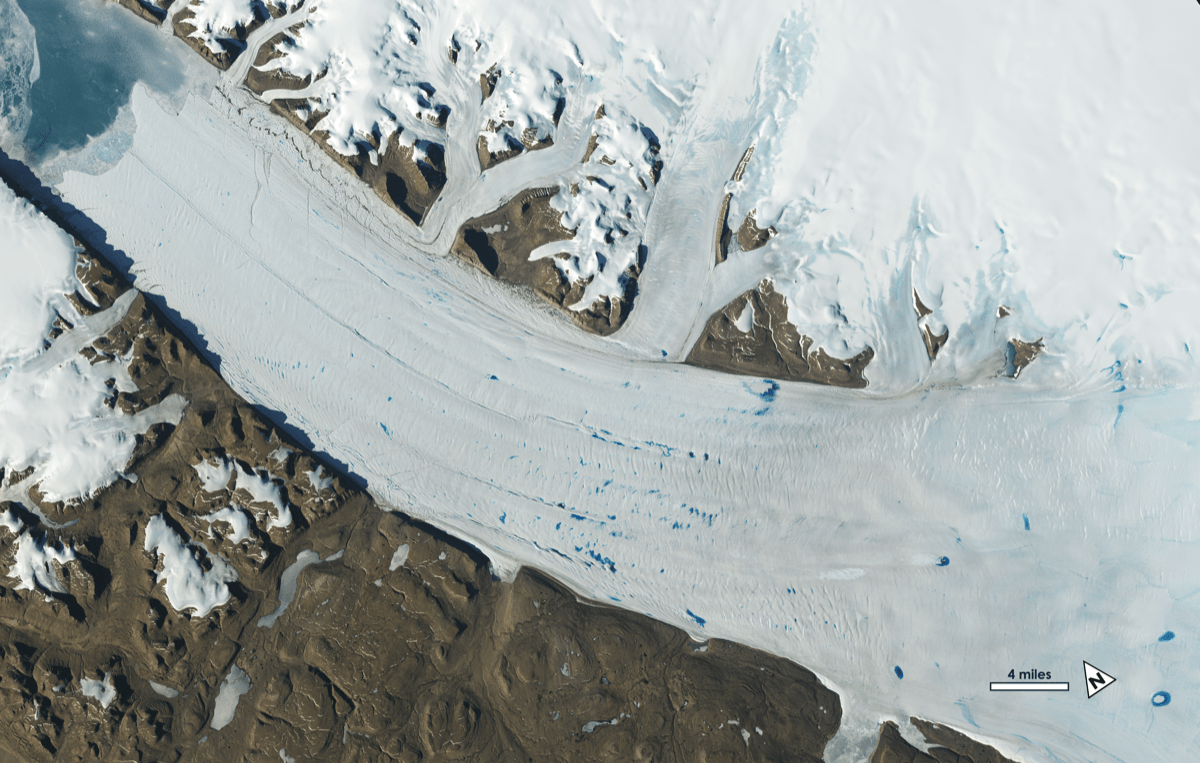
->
[[717, 1, 1200, 393], [254, 0, 451, 158], [0, 183, 187, 503], [143, 514, 237, 618], [186, 0, 302, 55], [532, 105, 659, 310], [80, 672, 116, 709]]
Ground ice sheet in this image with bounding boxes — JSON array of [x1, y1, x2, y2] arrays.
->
[[0, 178, 77, 361], [51, 1, 1200, 761]]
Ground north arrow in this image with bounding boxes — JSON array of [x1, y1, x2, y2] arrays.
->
[[1083, 661, 1116, 698]]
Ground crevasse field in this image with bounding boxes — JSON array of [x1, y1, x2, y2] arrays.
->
[[3, 0, 1199, 761]]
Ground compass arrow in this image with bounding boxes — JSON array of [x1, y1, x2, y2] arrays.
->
[[1083, 661, 1116, 698]]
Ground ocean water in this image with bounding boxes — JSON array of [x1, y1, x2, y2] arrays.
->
[[0, 0, 210, 177]]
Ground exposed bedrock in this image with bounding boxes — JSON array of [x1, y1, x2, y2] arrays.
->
[[1004, 337, 1044, 379], [715, 146, 763, 264], [172, 6, 255, 71], [114, 0, 174, 25], [688, 280, 875, 388], [868, 719, 1018, 763], [248, 94, 447, 228], [737, 208, 776, 252], [451, 188, 642, 336], [912, 290, 949, 361]]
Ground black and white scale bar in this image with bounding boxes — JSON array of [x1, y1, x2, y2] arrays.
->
[[990, 682, 1070, 691]]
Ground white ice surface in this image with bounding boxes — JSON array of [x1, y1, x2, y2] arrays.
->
[[731, 297, 753, 335], [388, 542, 408, 571], [209, 664, 250, 730], [0, 509, 21, 535], [143, 515, 237, 617], [0, 184, 187, 502], [0, 157, 74, 362], [715, 3, 1200, 393], [148, 680, 179, 698], [480, 63, 564, 155], [52, 2, 1200, 762], [193, 457, 235, 492], [80, 672, 116, 709], [186, 0, 300, 55], [304, 465, 333, 492], [255, 0, 450, 156], [256, 547, 341, 627], [531, 105, 658, 310]]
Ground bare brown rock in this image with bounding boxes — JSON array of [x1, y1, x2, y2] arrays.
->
[[451, 188, 642, 335], [1005, 337, 1044, 379], [736, 208, 776, 252], [687, 280, 874, 388], [868, 719, 1019, 763], [911, 290, 949, 360], [476, 66, 564, 171], [715, 193, 734, 265], [172, 6, 258, 70], [113, 0, 173, 24], [243, 27, 450, 226]]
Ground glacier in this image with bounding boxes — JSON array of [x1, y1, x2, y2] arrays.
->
[[2, 0, 1198, 761]]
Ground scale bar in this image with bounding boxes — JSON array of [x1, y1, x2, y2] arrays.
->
[[990, 682, 1070, 692]]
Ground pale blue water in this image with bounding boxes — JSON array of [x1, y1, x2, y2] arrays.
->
[[0, 0, 201, 174], [16, 0, 189, 161]]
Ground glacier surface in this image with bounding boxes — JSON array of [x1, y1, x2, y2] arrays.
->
[[13, 0, 1200, 761]]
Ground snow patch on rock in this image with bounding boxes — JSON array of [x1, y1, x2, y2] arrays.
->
[[203, 506, 253, 543], [256, 0, 448, 158], [1, 510, 76, 594], [531, 106, 658, 311], [80, 672, 116, 709], [194, 456, 293, 531], [143, 515, 237, 618]]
